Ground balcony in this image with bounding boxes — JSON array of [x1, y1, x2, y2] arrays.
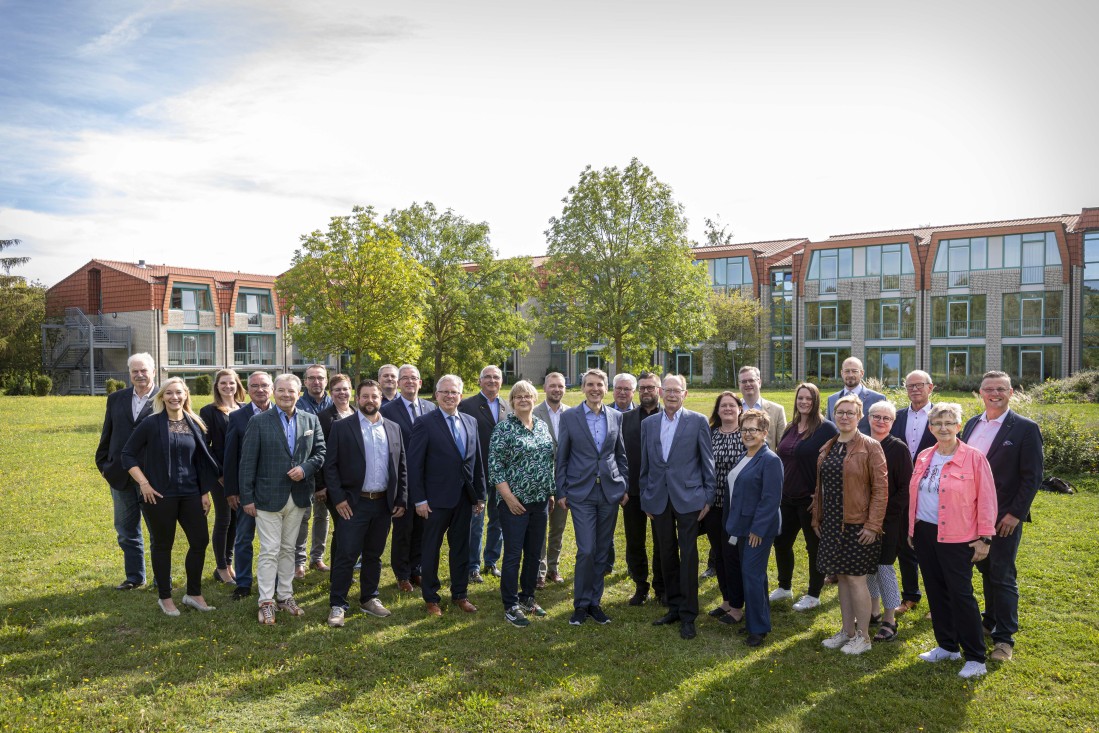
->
[[932, 320, 987, 339], [1020, 265, 1045, 285], [1002, 317, 1061, 338], [805, 324, 852, 341], [948, 271, 969, 287], [880, 273, 901, 291], [234, 350, 276, 366], [818, 277, 837, 294], [865, 322, 916, 340], [168, 350, 216, 367]]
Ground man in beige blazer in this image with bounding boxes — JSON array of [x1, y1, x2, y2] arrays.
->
[[738, 366, 786, 450]]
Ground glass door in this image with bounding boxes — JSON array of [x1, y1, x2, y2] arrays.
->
[[819, 351, 838, 382], [947, 350, 968, 376], [880, 352, 901, 386], [821, 305, 838, 339], [1019, 349, 1043, 382], [948, 300, 970, 337], [1022, 240, 1044, 284], [1021, 297, 1043, 337], [881, 303, 900, 339]]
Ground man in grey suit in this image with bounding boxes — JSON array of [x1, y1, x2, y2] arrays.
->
[[533, 371, 569, 588], [640, 373, 716, 640], [826, 357, 886, 434], [738, 366, 787, 450], [238, 373, 326, 625], [555, 369, 628, 627]]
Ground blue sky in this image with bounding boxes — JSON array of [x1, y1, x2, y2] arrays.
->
[[2, 0, 1097, 286]]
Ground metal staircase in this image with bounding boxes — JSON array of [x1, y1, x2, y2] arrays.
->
[[42, 308, 132, 394]]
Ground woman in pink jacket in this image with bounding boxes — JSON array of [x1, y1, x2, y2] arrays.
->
[[909, 402, 997, 679]]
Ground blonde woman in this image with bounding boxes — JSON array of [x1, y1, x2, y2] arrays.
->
[[199, 369, 246, 583], [122, 378, 220, 616]]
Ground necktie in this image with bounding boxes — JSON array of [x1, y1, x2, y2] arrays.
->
[[449, 415, 465, 458], [408, 402, 417, 423]]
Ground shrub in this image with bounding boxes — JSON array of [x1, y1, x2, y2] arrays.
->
[[193, 374, 212, 396], [33, 375, 52, 396], [5, 378, 30, 396], [104, 378, 126, 394], [1032, 411, 1099, 474], [1029, 370, 1099, 404]]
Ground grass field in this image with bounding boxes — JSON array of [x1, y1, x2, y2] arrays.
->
[[1, 392, 1097, 732]]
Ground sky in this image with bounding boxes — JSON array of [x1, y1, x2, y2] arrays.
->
[[2, 0, 1096, 287]]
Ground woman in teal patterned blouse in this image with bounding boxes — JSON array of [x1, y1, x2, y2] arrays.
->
[[488, 380, 556, 627]]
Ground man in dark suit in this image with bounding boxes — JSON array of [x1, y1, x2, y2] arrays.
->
[[961, 370, 1043, 663], [460, 365, 509, 582], [555, 368, 629, 627], [378, 364, 400, 405], [826, 356, 886, 434], [295, 364, 332, 576], [238, 373, 326, 625], [890, 369, 936, 615], [408, 374, 486, 617], [640, 373, 717, 640], [223, 371, 273, 600], [380, 363, 437, 591], [620, 370, 664, 606], [95, 352, 157, 589], [533, 371, 569, 588], [324, 380, 407, 627]]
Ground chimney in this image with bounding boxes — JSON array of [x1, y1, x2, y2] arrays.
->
[[137, 260, 146, 268]]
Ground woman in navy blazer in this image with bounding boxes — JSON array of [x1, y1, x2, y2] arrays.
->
[[725, 408, 783, 647], [123, 378, 220, 617]]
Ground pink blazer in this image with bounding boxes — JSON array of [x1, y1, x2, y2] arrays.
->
[[908, 440, 997, 543]]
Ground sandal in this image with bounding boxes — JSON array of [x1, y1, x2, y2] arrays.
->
[[869, 613, 882, 626], [873, 621, 898, 642]]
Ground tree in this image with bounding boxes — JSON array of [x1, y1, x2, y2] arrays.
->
[[0, 239, 45, 382], [276, 206, 428, 381], [387, 202, 536, 382], [538, 158, 715, 374], [707, 289, 763, 386]]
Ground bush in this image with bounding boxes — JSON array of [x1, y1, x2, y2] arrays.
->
[[33, 375, 52, 396], [1031, 411, 1099, 474], [193, 374, 212, 396], [936, 375, 986, 393], [1029, 370, 1099, 404], [104, 378, 126, 394], [5, 378, 30, 396]]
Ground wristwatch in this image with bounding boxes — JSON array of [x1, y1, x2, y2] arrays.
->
[[978, 536, 992, 545]]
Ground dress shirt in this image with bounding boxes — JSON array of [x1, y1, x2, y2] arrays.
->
[[251, 402, 268, 415], [401, 396, 419, 423], [610, 402, 635, 412], [358, 412, 389, 492], [743, 398, 764, 412], [906, 402, 931, 460], [545, 403, 563, 437], [659, 407, 683, 462], [297, 392, 333, 415], [582, 402, 607, 453], [482, 392, 501, 422], [276, 406, 296, 454], [965, 411, 1007, 456], [444, 411, 466, 452], [132, 386, 155, 421]]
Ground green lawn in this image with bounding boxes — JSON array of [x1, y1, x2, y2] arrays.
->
[[1, 394, 1097, 732]]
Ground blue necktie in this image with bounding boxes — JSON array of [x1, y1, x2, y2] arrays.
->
[[449, 415, 465, 458]]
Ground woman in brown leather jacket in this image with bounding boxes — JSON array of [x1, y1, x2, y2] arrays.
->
[[813, 394, 888, 655]]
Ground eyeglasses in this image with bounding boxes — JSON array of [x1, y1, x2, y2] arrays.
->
[[906, 383, 930, 390], [869, 414, 894, 422], [834, 410, 859, 419], [305, 376, 326, 381], [930, 421, 958, 429], [664, 388, 685, 395], [638, 386, 659, 392], [981, 387, 1010, 394], [437, 390, 462, 397], [741, 427, 764, 435]]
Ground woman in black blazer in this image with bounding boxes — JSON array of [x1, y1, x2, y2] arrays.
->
[[316, 373, 356, 567], [123, 378, 220, 616], [198, 369, 246, 584]]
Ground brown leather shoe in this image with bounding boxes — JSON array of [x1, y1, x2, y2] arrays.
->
[[397, 579, 414, 593], [455, 598, 478, 613], [425, 602, 443, 617], [549, 572, 565, 584], [894, 599, 918, 615], [411, 574, 422, 587], [536, 576, 547, 590], [990, 642, 1013, 662], [311, 560, 330, 572], [294, 566, 306, 580]]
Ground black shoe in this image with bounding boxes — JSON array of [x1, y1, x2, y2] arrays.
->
[[653, 611, 681, 626], [628, 586, 650, 606], [656, 594, 668, 607], [569, 609, 588, 626], [115, 580, 143, 591], [700, 566, 717, 580], [718, 611, 745, 626], [745, 632, 767, 647], [708, 606, 727, 618], [680, 621, 697, 640], [588, 605, 611, 625], [485, 564, 501, 578], [469, 570, 485, 584], [232, 586, 252, 601]]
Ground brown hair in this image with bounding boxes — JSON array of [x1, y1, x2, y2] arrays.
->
[[782, 382, 824, 440], [212, 369, 246, 411], [708, 391, 743, 429]]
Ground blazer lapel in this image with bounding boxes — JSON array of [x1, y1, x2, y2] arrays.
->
[[158, 413, 170, 471]]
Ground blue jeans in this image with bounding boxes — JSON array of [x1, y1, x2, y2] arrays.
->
[[111, 485, 146, 584], [470, 497, 503, 569], [233, 507, 257, 589], [977, 523, 1024, 646], [498, 500, 548, 609]]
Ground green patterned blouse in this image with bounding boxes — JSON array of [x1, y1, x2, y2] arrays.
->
[[488, 413, 555, 504]]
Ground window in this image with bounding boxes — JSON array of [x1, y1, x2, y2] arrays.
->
[[1003, 292, 1062, 338], [808, 244, 913, 293], [806, 301, 851, 341], [1084, 232, 1099, 368], [549, 340, 569, 375], [667, 348, 704, 383], [708, 257, 751, 292], [771, 340, 792, 382], [934, 232, 1060, 283], [931, 346, 986, 380], [1003, 345, 1061, 384], [168, 331, 215, 366], [865, 298, 915, 340], [170, 283, 213, 325], [805, 347, 851, 386], [931, 295, 986, 338], [770, 269, 793, 337], [864, 347, 914, 387], [233, 333, 276, 366], [236, 288, 274, 326]]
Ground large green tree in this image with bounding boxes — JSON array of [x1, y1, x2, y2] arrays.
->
[[387, 202, 535, 382], [0, 239, 45, 379], [277, 206, 428, 381], [538, 159, 715, 373], [707, 289, 763, 386]]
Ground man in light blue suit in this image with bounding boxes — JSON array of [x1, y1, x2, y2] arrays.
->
[[555, 368, 628, 627], [826, 357, 886, 435], [640, 373, 716, 640]]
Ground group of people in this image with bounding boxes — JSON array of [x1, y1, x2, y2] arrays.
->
[[97, 352, 1042, 679]]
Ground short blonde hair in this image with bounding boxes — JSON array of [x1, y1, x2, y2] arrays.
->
[[508, 380, 538, 408], [833, 393, 863, 420], [868, 400, 897, 420], [928, 402, 963, 426]]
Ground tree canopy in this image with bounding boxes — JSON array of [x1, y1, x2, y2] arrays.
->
[[538, 158, 715, 374], [707, 288, 763, 386], [276, 206, 428, 381], [387, 202, 535, 382], [0, 239, 45, 379]]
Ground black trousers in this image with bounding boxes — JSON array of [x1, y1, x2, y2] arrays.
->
[[652, 506, 701, 622], [329, 497, 392, 608], [140, 494, 209, 600], [773, 496, 824, 598], [209, 483, 236, 571], [622, 492, 664, 596], [914, 520, 987, 663], [420, 501, 473, 604], [896, 511, 922, 602], [390, 508, 425, 581], [702, 508, 743, 608]]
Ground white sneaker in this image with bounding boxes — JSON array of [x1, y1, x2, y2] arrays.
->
[[792, 594, 820, 611], [327, 606, 345, 627], [768, 588, 793, 603], [958, 661, 987, 678], [919, 646, 963, 663], [841, 631, 872, 655], [822, 630, 854, 649], [360, 599, 392, 617]]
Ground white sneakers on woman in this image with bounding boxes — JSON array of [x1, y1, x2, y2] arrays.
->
[[792, 594, 820, 611], [768, 588, 793, 602]]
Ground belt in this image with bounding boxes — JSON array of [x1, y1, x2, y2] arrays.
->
[[360, 490, 386, 500]]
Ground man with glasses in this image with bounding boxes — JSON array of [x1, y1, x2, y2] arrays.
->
[[609, 373, 637, 412], [295, 365, 333, 576], [826, 357, 885, 434], [889, 370, 937, 616], [737, 366, 786, 450], [961, 371, 1043, 663], [621, 371, 665, 605], [460, 365, 510, 582]]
